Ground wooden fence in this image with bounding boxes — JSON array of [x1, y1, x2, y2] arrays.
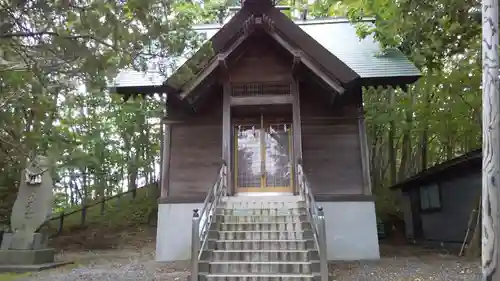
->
[[36, 182, 158, 237]]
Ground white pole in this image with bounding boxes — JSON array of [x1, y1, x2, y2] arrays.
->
[[481, 0, 500, 280]]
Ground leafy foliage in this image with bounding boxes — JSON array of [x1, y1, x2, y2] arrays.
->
[[0, 0, 213, 224], [293, 0, 482, 217], [0, 0, 484, 227]]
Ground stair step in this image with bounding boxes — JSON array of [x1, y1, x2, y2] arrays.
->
[[215, 231, 310, 233], [219, 202, 305, 209], [217, 213, 306, 215], [201, 249, 320, 262], [203, 260, 320, 275], [222, 195, 302, 202], [217, 204, 307, 210], [212, 239, 309, 242], [217, 208, 307, 214], [200, 273, 319, 281], [217, 222, 310, 232], [209, 261, 317, 264], [210, 230, 313, 240], [219, 221, 304, 224], [203, 273, 316, 277], [210, 240, 314, 251], [212, 250, 313, 252], [216, 215, 308, 223]]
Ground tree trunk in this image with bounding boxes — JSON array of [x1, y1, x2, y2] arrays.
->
[[388, 89, 397, 185], [398, 88, 414, 181], [421, 118, 429, 171]]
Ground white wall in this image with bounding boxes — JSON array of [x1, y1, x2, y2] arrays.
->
[[156, 200, 380, 262], [156, 202, 204, 262], [322, 201, 380, 261]]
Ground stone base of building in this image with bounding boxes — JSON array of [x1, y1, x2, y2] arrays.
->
[[155, 198, 380, 262], [321, 200, 380, 260]]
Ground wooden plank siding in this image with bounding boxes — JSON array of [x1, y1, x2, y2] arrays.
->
[[167, 94, 223, 199], [162, 33, 369, 201], [228, 33, 292, 84], [300, 85, 365, 195]]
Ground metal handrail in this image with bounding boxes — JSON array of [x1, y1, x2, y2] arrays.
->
[[191, 163, 228, 281], [297, 162, 328, 281]]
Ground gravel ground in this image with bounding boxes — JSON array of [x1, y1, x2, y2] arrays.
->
[[330, 256, 480, 281], [15, 244, 481, 281]]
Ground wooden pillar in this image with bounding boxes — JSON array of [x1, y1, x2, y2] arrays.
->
[[481, 0, 500, 278], [222, 81, 232, 195], [160, 96, 172, 198], [358, 109, 372, 195], [291, 78, 302, 194]]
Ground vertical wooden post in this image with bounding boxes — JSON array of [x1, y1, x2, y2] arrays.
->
[[158, 115, 164, 197], [222, 81, 232, 195], [358, 113, 372, 195], [291, 78, 302, 194], [81, 206, 87, 225], [160, 95, 172, 198], [58, 212, 65, 236], [355, 86, 372, 195], [481, 0, 500, 280]]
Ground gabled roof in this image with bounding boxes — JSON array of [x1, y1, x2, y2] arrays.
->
[[390, 148, 481, 191], [160, 3, 361, 102], [111, 15, 421, 100]]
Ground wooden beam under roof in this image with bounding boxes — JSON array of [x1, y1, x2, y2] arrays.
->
[[291, 51, 301, 76], [267, 30, 345, 95], [178, 33, 248, 100]]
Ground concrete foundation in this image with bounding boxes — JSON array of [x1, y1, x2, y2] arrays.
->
[[155, 199, 380, 262], [322, 201, 380, 260], [156, 202, 203, 261]]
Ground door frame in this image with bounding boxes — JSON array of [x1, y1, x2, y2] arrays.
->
[[232, 114, 294, 194]]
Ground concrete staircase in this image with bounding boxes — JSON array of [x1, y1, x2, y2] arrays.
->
[[195, 196, 323, 281]]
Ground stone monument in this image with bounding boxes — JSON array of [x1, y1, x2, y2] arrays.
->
[[0, 155, 71, 272]]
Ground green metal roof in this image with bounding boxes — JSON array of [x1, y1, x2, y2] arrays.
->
[[112, 17, 420, 89]]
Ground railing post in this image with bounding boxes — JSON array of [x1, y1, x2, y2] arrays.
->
[[191, 208, 200, 281], [297, 165, 304, 197], [317, 206, 328, 281], [223, 165, 227, 196]]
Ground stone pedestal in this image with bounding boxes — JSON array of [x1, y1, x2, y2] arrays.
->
[[0, 249, 55, 265], [0, 233, 72, 273], [0, 156, 73, 272], [0, 233, 48, 250]]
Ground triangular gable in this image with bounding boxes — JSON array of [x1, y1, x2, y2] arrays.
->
[[164, 4, 360, 102], [164, 8, 254, 91], [265, 8, 359, 85]]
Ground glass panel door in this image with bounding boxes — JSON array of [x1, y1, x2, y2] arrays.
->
[[235, 124, 263, 191], [264, 123, 292, 191], [234, 116, 293, 193]]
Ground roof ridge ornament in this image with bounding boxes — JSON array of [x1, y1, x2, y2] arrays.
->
[[242, 14, 276, 34], [229, 5, 290, 12], [241, 0, 275, 7], [239, 0, 280, 12]]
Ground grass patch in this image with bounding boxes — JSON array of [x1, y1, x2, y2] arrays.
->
[[47, 186, 158, 235], [0, 273, 31, 281]]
